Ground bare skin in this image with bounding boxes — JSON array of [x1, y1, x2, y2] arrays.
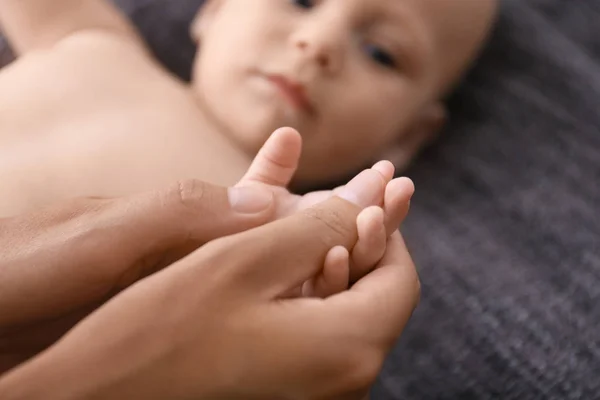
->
[[0, 0, 498, 217], [0, 33, 250, 215], [0, 190, 420, 400], [0, 154, 414, 374], [0, 143, 415, 398], [0, 2, 488, 396], [0, 124, 416, 376]]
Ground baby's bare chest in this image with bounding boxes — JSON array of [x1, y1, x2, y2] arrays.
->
[[0, 38, 247, 216], [0, 38, 201, 142]]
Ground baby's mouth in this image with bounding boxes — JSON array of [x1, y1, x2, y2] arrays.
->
[[265, 74, 315, 115]]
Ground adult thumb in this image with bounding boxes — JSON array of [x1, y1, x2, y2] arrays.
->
[[109, 179, 277, 272], [0, 179, 275, 327]]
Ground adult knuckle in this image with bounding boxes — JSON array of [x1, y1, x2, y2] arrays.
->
[[303, 207, 353, 242], [153, 180, 209, 237], [161, 179, 211, 218], [174, 179, 208, 210]]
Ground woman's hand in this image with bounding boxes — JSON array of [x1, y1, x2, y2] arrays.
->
[[0, 126, 405, 373], [0, 182, 420, 400], [0, 177, 277, 372]]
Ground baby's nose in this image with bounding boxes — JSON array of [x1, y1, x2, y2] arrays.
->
[[295, 39, 332, 70], [290, 21, 345, 74]]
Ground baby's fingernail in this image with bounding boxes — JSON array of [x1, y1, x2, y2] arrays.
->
[[228, 186, 274, 214], [337, 169, 383, 208]]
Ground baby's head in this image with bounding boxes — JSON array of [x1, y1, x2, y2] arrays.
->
[[190, 0, 498, 187]]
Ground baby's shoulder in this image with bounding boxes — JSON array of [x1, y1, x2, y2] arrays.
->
[[10, 29, 163, 83], [0, 28, 179, 110], [54, 29, 149, 60]]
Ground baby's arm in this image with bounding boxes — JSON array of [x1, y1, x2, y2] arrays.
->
[[0, 0, 144, 55]]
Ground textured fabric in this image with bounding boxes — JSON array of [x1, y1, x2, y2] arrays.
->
[[373, 1, 600, 398], [1, 0, 599, 398]]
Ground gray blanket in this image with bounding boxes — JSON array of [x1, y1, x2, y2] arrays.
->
[[1, 0, 599, 398]]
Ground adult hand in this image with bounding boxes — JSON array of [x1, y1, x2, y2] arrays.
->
[[0, 177, 276, 372], [0, 177, 420, 400], [0, 128, 404, 373]]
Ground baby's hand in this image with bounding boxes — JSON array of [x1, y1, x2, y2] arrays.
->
[[303, 171, 414, 298], [237, 127, 408, 219], [236, 126, 414, 298]]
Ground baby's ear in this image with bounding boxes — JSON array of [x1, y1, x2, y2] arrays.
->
[[379, 103, 447, 172], [190, 0, 224, 43]]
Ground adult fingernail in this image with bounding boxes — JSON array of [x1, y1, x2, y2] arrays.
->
[[337, 169, 382, 208], [228, 186, 274, 214]]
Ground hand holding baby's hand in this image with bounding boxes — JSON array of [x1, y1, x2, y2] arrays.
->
[[302, 171, 414, 298], [237, 127, 414, 297]]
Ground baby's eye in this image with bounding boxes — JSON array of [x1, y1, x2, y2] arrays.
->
[[291, 0, 315, 9], [363, 43, 397, 69]]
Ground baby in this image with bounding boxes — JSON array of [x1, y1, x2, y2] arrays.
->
[[0, 0, 496, 298], [0, 3, 497, 390], [0, 0, 497, 215]]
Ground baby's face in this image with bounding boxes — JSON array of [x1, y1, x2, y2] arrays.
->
[[192, 0, 496, 186]]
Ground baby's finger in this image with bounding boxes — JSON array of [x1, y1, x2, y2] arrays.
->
[[238, 127, 301, 188], [349, 207, 386, 283], [371, 160, 395, 183], [324, 232, 420, 352], [330, 161, 393, 207], [383, 177, 415, 236], [304, 246, 350, 298]]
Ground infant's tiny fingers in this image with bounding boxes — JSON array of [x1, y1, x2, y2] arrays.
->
[[332, 163, 392, 208], [350, 207, 386, 283], [383, 177, 415, 236], [307, 246, 350, 298], [371, 160, 395, 183], [238, 127, 301, 188]]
